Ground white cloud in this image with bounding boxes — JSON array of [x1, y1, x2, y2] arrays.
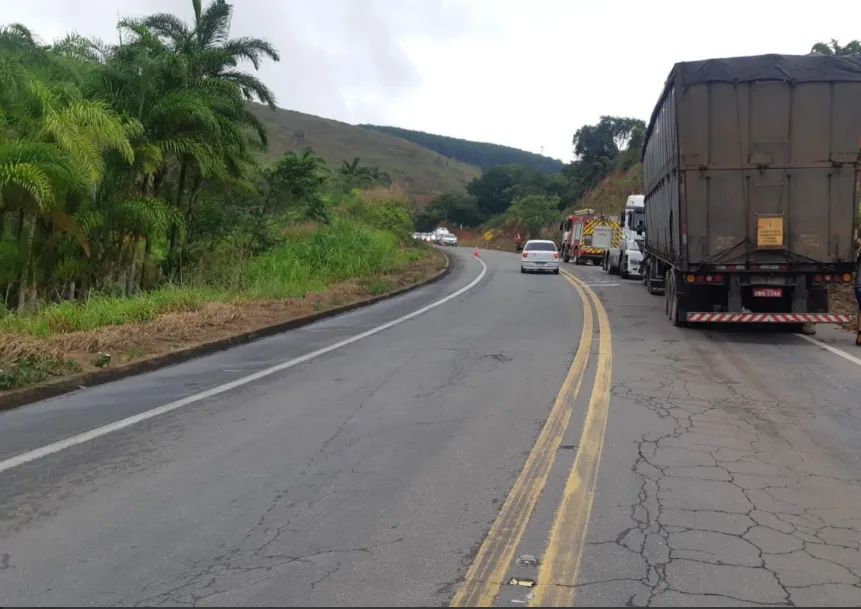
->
[[4, 0, 861, 162]]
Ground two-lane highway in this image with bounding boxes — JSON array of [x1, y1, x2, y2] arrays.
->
[[0, 249, 587, 607], [3, 248, 861, 607]]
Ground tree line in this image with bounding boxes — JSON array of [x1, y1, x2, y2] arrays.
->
[[0, 0, 401, 315], [359, 125, 565, 173], [417, 115, 644, 235]]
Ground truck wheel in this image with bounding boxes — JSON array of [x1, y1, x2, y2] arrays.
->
[[666, 271, 687, 327], [620, 256, 629, 279], [602, 254, 609, 272], [646, 268, 658, 295], [562, 245, 571, 263], [574, 250, 584, 265]]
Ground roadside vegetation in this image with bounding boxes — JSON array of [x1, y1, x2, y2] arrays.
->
[[0, 0, 442, 390], [417, 114, 645, 241]]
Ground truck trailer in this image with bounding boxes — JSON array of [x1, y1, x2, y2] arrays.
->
[[641, 53, 861, 327]]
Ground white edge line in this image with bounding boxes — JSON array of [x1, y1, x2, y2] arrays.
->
[[797, 333, 861, 368], [0, 257, 488, 475]]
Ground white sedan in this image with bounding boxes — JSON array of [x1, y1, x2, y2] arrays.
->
[[520, 239, 560, 274], [441, 234, 458, 247]]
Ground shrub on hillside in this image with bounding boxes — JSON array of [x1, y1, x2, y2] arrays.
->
[[339, 186, 415, 243], [506, 194, 561, 238]]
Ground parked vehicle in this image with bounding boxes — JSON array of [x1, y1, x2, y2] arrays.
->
[[642, 53, 860, 327], [558, 209, 621, 265], [432, 227, 451, 245], [603, 195, 645, 279], [521, 240, 560, 274]]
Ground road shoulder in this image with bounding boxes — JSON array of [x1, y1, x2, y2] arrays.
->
[[0, 249, 450, 411]]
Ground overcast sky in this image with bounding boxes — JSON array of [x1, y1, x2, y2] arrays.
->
[[5, 0, 861, 161]]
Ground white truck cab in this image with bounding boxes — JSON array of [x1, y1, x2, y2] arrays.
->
[[604, 195, 645, 278]]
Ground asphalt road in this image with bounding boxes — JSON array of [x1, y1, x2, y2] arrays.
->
[[2, 248, 861, 607]]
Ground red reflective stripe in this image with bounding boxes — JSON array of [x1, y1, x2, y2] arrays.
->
[[685, 312, 854, 323]]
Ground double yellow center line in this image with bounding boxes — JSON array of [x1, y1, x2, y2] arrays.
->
[[451, 270, 613, 608]]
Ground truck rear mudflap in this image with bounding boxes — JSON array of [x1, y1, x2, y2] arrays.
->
[[686, 313, 853, 324]]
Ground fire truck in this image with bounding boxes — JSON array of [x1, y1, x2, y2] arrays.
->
[[558, 209, 622, 265]]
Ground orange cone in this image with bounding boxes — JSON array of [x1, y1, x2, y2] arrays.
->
[[474, 246, 480, 258]]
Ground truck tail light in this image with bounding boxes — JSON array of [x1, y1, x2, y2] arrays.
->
[[813, 273, 850, 283]]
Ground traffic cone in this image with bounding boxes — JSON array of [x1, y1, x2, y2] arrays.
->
[[474, 246, 480, 258]]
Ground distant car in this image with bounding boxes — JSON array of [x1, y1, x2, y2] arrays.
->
[[441, 234, 458, 247], [520, 240, 560, 274], [412, 232, 422, 240]]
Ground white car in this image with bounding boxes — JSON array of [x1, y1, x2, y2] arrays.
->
[[520, 239, 560, 274], [441, 234, 458, 247]]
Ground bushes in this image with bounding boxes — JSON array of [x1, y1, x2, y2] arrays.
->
[[338, 186, 415, 243], [240, 217, 411, 299], [0, 213, 421, 337]]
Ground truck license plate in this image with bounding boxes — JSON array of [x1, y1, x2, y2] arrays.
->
[[751, 275, 785, 285], [753, 287, 783, 298]]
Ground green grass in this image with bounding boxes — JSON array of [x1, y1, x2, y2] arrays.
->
[[0, 219, 432, 338], [246, 103, 481, 197], [0, 288, 223, 336]]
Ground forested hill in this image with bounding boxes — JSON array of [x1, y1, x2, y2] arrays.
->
[[358, 125, 565, 173]]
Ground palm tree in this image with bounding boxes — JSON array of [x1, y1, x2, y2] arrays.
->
[[0, 47, 134, 309], [339, 157, 373, 191], [369, 166, 392, 186], [116, 0, 280, 276]]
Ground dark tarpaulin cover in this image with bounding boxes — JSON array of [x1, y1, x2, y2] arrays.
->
[[643, 53, 861, 157], [674, 53, 861, 86]]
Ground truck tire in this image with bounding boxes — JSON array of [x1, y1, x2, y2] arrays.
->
[[620, 255, 629, 279], [645, 268, 657, 295], [602, 254, 609, 272], [574, 249, 585, 265], [666, 271, 687, 327], [562, 245, 571, 263]]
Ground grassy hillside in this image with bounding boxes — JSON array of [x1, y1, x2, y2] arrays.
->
[[575, 163, 643, 215], [359, 125, 565, 173], [247, 103, 481, 199]]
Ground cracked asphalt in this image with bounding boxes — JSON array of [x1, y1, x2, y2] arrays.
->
[[2, 249, 861, 607], [562, 263, 861, 608]]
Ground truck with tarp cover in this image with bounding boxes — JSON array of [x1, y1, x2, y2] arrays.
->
[[641, 53, 861, 327]]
